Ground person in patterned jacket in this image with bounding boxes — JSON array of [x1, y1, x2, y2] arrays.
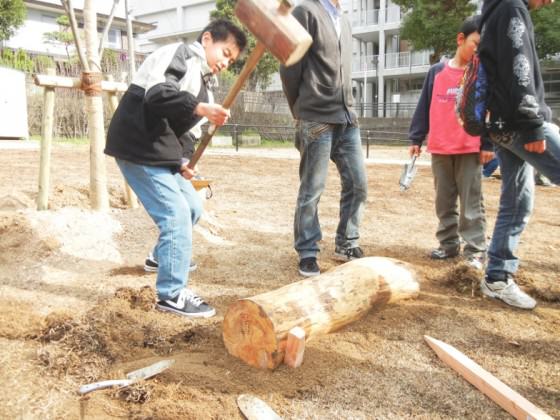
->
[[478, 0, 559, 309], [105, 20, 246, 318]]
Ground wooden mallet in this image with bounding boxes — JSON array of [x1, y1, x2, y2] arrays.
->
[[187, 0, 312, 169]]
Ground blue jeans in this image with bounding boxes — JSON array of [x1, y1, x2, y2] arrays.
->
[[116, 159, 203, 300], [487, 122, 560, 278], [482, 156, 500, 177], [294, 120, 368, 258]]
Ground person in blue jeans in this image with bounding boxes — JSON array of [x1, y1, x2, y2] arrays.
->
[[280, 0, 368, 277], [478, 0, 558, 309], [105, 20, 246, 317]]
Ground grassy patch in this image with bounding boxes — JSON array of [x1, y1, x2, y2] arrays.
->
[[30, 135, 88, 145]]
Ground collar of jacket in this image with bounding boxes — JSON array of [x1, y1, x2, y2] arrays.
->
[[189, 41, 218, 89]]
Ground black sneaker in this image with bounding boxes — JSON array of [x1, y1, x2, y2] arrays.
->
[[299, 257, 320, 277], [334, 246, 364, 261], [430, 247, 460, 260], [144, 252, 197, 273], [156, 288, 216, 318]]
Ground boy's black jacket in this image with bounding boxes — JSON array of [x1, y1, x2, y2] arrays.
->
[[105, 43, 210, 169], [479, 0, 551, 143]]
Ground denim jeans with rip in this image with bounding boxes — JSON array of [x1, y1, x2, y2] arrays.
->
[[294, 120, 368, 259], [116, 159, 203, 300], [487, 122, 560, 278]]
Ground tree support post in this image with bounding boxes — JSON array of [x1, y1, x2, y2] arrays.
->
[[37, 68, 56, 211]]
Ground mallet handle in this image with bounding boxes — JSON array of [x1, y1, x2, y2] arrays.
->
[[188, 42, 267, 169]]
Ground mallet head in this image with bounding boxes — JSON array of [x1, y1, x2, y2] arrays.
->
[[235, 0, 313, 66]]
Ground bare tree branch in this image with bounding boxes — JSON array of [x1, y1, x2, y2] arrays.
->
[[98, 0, 121, 59], [60, 0, 89, 71]]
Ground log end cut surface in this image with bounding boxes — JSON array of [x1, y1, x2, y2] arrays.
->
[[222, 299, 282, 369]]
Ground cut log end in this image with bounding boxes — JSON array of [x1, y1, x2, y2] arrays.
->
[[222, 300, 283, 369]]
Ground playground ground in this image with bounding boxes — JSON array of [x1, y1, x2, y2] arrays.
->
[[0, 142, 558, 419]]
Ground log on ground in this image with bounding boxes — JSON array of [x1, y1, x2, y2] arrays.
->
[[222, 256, 420, 369]]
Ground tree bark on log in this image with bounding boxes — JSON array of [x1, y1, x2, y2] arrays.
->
[[223, 257, 420, 369]]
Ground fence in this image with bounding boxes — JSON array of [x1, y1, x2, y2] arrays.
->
[[207, 123, 409, 158], [357, 102, 418, 118]]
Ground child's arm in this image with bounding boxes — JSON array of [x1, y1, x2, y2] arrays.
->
[[408, 64, 442, 155]]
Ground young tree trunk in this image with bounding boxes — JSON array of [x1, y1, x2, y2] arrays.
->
[[83, 0, 109, 210]]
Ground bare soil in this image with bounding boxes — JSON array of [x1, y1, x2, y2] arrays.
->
[[0, 143, 558, 419]]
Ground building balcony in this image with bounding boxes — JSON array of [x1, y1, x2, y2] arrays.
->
[[352, 51, 431, 75], [385, 51, 431, 69], [352, 54, 379, 73], [351, 6, 401, 28]]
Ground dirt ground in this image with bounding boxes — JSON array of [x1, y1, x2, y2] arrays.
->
[[0, 142, 558, 419]]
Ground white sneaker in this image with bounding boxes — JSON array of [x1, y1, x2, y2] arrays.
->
[[481, 276, 536, 310]]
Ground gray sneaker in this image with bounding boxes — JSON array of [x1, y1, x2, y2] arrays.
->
[[144, 252, 197, 273], [156, 288, 216, 318], [481, 276, 536, 310]]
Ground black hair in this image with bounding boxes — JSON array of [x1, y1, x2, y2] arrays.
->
[[459, 15, 481, 38], [197, 19, 247, 53]]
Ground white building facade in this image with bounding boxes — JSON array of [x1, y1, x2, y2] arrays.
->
[[343, 0, 432, 117], [131, 0, 215, 53], [4, 0, 153, 59]]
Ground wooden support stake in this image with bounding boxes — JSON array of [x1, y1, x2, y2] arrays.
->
[[37, 68, 56, 211], [424, 336, 553, 420], [284, 326, 305, 368], [34, 74, 127, 93]]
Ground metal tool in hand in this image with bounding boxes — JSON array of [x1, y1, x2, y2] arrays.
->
[[187, 0, 313, 170], [399, 155, 418, 191], [79, 359, 175, 394]]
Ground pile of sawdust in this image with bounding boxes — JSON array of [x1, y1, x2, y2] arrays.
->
[[439, 263, 560, 302], [440, 263, 482, 297], [0, 213, 60, 265], [112, 382, 153, 404], [516, 270, 560, 303], [0, 301, 45, 339], [114, 285, 156, 311], [36, 287, 199, 382], [27, 206, 123, 263], [48, 184, 129, 210]]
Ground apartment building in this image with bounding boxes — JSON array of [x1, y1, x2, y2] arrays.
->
[[131, 0, 213, 53], [4, 0, 153, 60], [344, 0, 431, 117]]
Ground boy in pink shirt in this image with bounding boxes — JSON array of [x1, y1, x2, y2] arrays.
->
[[408, 16, 494, 268]]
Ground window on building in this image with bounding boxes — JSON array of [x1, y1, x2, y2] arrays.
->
[[106, 29, 120, 48], [41, 14, 58, 25]]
